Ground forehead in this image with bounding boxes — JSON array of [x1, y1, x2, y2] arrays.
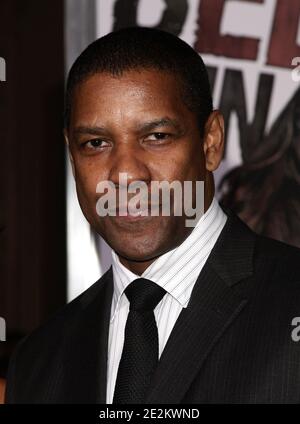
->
[[70, 69, 192, 127], [74, 68, 182, 97]]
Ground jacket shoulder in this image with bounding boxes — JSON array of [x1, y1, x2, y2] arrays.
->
[[5, 267, 113, 403], [21, 266, 112, 346]]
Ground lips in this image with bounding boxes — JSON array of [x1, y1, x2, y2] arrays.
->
[[114, 213, 150, 222], [112, 203, 159, 213], [125, 209, 148, 217], [108, 204, 161, 220]]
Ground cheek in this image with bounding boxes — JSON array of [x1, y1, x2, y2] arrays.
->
[[73, 160, 107, 203], [187, 141, 206, 178], [162, 142, 205, 181]]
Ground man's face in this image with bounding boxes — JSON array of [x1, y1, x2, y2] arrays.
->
[[66, 69, 214, 263]]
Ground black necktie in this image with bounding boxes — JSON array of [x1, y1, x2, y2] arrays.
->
[[113, 278, 167, 404]]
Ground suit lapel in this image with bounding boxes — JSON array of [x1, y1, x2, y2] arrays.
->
[[145, 212, 256, 403], [60, 267, 113, 403]]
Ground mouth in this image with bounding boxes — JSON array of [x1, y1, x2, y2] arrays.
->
[[108, 204, 161, 222], [114, 213, 150, 221]]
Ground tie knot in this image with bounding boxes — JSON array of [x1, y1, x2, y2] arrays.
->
[[124, 278, 166, 311]]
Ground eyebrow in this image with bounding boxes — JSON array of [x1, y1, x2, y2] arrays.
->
[[73, 125, 107, 136], [137, 117, 183, 133], [72, 117, 183, 136]]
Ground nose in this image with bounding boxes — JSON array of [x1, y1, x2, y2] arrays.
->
[[108, 143, 152, 188]]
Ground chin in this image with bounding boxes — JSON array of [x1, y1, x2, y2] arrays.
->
[[93, 215, 184, 262], [112, 239, 163, 263]]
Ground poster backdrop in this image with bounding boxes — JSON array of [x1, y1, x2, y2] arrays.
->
[[67, 0, 300, 300]]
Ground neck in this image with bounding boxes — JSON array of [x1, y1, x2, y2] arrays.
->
[[118, 256, 157, 275]]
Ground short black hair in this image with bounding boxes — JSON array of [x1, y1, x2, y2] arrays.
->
[[64, 27, 213, 136]]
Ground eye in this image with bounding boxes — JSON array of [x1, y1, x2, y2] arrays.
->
[[84, 138, 110, 150], [144, 132, 171, 142]]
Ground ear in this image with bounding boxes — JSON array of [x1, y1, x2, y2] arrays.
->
[[64, 129, 76, 178], [203, 110, 224, 172]]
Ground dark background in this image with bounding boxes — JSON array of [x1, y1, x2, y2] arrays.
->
[[0, 0, 66, 377]]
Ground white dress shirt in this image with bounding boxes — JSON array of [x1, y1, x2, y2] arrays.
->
[[106, 196, 227, 403]]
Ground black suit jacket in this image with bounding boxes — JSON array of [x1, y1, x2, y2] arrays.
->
[[5, 210, 300, 403]]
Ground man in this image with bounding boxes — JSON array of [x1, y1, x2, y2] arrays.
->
[[5, 27, 300, 404]]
